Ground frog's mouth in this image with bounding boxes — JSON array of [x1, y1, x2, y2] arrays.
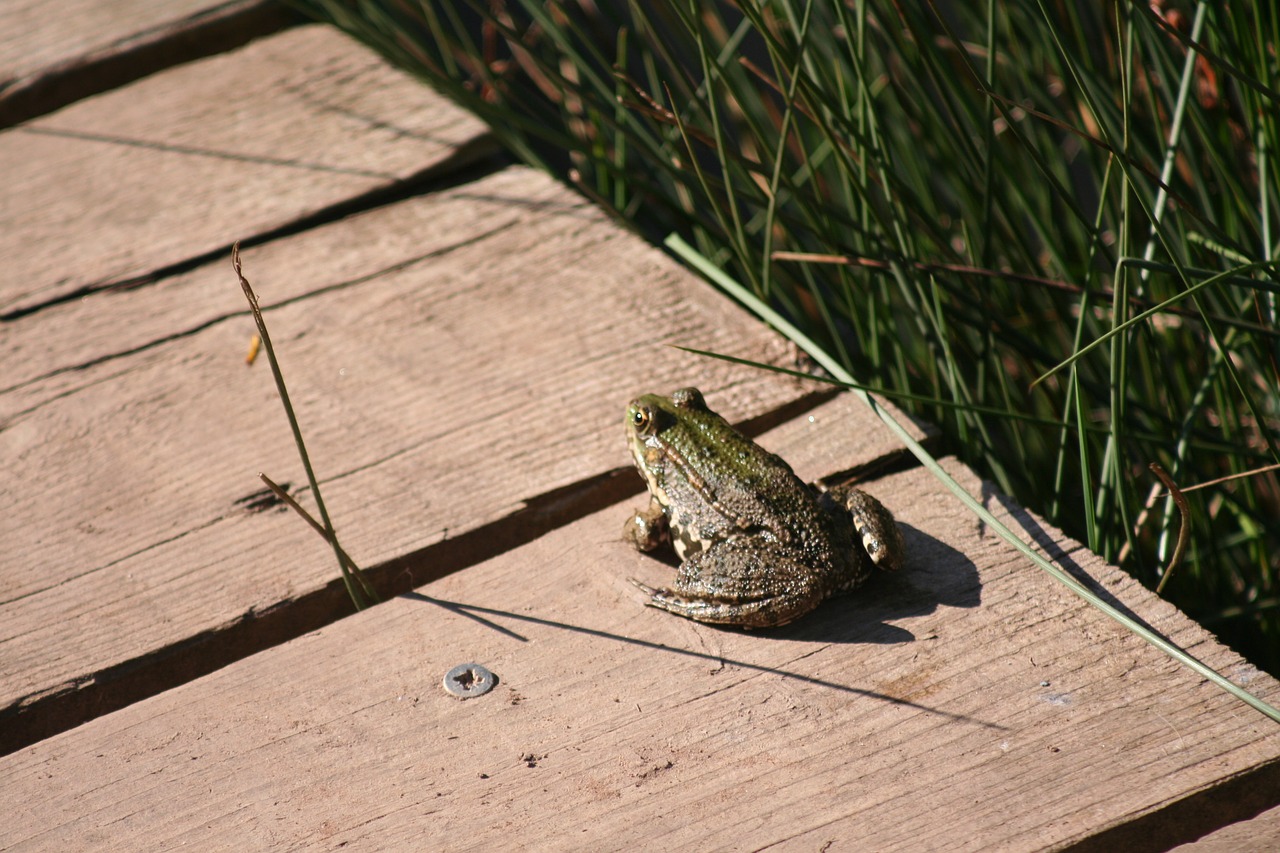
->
[[629, 436, 669, 507]]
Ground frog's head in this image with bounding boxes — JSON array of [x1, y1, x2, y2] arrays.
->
[[625, 387, 707, 444], [624, 387, 709, 479]]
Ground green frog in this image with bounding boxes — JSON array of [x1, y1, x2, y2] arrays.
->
[[622, 387, 904, 628]]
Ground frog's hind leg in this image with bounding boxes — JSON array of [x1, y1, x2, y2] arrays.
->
[[630, 538, 823, 628], [832, 486, 906, 573]]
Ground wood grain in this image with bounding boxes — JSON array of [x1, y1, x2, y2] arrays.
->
[[0, 23, 494, 315], [7, 5, 1275, 846], [0, 404, 1273, 850], [0, 162, 924, 752]]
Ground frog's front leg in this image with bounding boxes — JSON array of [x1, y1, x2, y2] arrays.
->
[[630, 537, 824, 628], [623, 496, 669, 553]]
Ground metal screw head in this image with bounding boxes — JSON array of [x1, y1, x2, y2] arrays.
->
[[443, 663, 497, 699]]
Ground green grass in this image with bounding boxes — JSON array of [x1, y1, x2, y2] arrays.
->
[[295, 1, 1280, 675]]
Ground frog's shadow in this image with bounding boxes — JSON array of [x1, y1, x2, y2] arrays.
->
[[690, 523, 980, 645]]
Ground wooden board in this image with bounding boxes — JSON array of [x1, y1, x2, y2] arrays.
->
[[7, 3, 1277, 846], [0, 1, 294, 127], [0, 161, 927, 753], [1, 401, 1274, 850], [0, 23, 495, 315]]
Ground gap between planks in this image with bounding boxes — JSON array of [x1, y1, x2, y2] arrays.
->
[[0, 0, 300, 129], [1, 24, 496, 316], [0, 385, 879, 757], [1, 137, 513, 324]]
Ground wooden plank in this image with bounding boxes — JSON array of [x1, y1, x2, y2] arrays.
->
[[0, 162, 926, 753], [0, 1, 296, 127], [0, 403, 1274, 850], [0, 23, 495, 315]]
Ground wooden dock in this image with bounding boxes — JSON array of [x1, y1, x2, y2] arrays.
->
[[3, 5, 1279, 849]]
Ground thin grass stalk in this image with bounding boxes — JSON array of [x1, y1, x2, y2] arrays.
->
[[232, 246, 378, 610]]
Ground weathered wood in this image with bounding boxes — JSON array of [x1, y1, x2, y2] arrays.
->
[[0, 1, 296, 127], [0, 23, 495, 315], [7, 4, 1276, 844], [0, 403, 1274, 850], [0, 159, 926, 753]]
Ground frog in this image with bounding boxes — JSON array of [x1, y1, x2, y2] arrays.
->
[[622, 387, 905, 628]]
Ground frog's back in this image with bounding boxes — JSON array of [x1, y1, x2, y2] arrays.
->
[[674, 404, 836, 545]]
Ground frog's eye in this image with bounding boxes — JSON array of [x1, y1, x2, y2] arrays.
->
[[631, 405, 654, 433]]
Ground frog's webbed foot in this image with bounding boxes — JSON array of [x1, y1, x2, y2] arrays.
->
[[630, 538, 823, 628], [833, 487, 905, 573], [622, 496, 669, 553]]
